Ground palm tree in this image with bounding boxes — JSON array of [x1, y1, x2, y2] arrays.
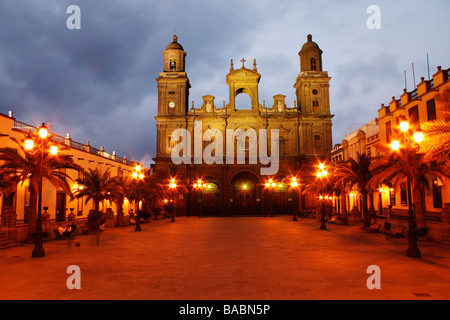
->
[[331, 158, 349, 224], [420, 87, 450, 162], [131, 171, 166, 219], [369, 145, 450, 230], [0, 137, 80, 236], [143, 171, 166, 209], [286, 154, 311, 214], [74, 168, 114, 214], [110, 175, 132, 227], [303, 161, 335, 228], [162, 163, 189, 197], [335, 153, 373, 228]]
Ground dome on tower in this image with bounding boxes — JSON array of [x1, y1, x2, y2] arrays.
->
[[300, 34, 322, 54], [299, 34, 323, 72], [162, 34, 187, 72], [165, 35, 184, 51]]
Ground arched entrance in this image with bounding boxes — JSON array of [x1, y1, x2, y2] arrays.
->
[[201, 179, 219, 216], [192, 176, 220, 217], [231, 171, 260, 216], [271, 180, 290, 215], [262, 175, 296, 216]]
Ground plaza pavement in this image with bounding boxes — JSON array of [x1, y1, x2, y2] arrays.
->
[[0, 215, 449, 300]]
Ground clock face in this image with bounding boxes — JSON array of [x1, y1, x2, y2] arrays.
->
[[169, 101, 175, 108], [312, 89, 318, 95]]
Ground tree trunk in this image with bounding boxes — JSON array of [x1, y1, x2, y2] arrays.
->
[[413, 182, 426, 229], [298, 185, 304, 213], [341, 190, 348, 224], [27, 186, 38, 243], [116, 197, 124, 227], [362, 190, 370, 228]]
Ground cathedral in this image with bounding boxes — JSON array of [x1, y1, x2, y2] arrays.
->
[[153, 34, 333, 216]]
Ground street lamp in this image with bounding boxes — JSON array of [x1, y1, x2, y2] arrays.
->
[[264, 178, 276, 217], [316, 163, 328, 230], [290, 177, 299, 221], [193, 179, 205, 218], [24, 123, 58, 258], [168, 178, 177, 222], [132, 164, 144, 231], [390, 120, 422, 258]]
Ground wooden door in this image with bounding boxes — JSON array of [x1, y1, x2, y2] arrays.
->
[[55, 192, 66, 222]]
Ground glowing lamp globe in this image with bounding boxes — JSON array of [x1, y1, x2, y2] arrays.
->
[[399, 121, 409, 132], [414, 131, 424, 144], [24, 138, 34, 151], [38, 124, 48, 138], [391, 140, 400, 151], [49, 145, 58, 156]]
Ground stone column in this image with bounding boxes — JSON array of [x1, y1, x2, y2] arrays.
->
[[0, 207, 17, 237]]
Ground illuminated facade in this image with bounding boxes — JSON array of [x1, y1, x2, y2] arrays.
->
[[0, 113, 137, 245], [330, 67, 450, 243], [375, 66, 450, 242], [331, 119, 380, 220], [153, 34, 333, 216]]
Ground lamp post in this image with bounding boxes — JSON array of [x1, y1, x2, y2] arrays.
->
[[169, 178, 177, 222], [132, 164, 144, 231], [264, 178, 276, 217], [290, 177, 299, 221], [316, 163, 328, 230], [24, 123, 58, 258], [193, 179, 205, 218], [390, 120, 423, 258]]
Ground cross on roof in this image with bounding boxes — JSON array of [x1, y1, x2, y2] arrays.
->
[[240, 58, 246, 68]]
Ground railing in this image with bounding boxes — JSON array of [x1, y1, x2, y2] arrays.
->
[[12, 120, 37, 134], [13, 120, 135, 166], [410, 89, 418, 100]]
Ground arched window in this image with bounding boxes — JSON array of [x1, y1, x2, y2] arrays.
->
[[170, 59, 176, 70], [310, 58, 317, 71], [313, 100, 319, 113], [234, 92, 252, 110], [279, 137, 286, 156]]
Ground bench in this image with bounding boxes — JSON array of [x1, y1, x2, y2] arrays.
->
[[365, 224, 381, 233], [386, 227, 405, 238], [53, 229, 75, 240], [54, 230, 64, 240]]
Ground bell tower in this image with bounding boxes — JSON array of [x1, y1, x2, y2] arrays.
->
[[157, 35, 190, 116], [294, 34, 333, 156], [155, 35, 191, 161]]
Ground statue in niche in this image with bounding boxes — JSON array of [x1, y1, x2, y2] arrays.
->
[[277, 101, 284, 112], [206, 101, 212, 112]]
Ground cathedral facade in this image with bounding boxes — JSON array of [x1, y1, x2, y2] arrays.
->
[[153, 34, 333, 216]]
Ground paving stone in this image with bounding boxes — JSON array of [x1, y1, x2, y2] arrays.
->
[[0, 216, 449, 300]]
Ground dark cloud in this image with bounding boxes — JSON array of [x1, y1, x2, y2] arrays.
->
[[0, 1, 449, 166]]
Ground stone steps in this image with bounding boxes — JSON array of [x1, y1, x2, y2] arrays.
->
[[0, 233, 16, 250], [442, 235, 450, 246]]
